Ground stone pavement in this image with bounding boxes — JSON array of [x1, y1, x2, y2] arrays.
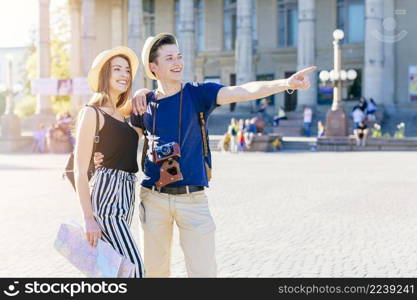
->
[[1, 151, 417, 277]]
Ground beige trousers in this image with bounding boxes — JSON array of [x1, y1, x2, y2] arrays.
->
[[139, 186, 217, 277]]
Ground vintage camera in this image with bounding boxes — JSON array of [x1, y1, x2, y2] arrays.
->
[[153, 142, 181, 164], [156, 159, 184, 188]]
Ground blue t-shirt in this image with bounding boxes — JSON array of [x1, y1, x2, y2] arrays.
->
[[130, 82, 224, 187]]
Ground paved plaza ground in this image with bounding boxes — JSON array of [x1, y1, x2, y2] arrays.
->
[[1, 151, 417, 277]]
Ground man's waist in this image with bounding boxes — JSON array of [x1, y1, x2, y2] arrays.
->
[[142, 184, 204, 195]]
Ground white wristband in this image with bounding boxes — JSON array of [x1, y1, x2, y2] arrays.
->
[[285, 78, 294, 94]]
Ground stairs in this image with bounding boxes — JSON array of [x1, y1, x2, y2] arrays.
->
[[281, 137, 317, 151], [272, 111, 306, 137]]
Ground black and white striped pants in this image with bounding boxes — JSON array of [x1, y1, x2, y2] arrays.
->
[[90, 167, 145, 278]]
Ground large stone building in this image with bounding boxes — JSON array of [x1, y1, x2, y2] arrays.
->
[[34, 0, 417, 116]]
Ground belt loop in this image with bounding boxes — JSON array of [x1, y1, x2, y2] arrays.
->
[[186, 186, 190, 194]]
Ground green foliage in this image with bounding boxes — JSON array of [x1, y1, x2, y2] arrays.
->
[[0, 94, 5, 115], [52, 99, 71, 115], [394, 123, 406, 138], [15, 96, 36, 118], [50, 2, 71, 114], [371, 124, 382, 138], [371, 131, 382, 138], [21, 1, 71, 117], [370, 123, 407, 139]]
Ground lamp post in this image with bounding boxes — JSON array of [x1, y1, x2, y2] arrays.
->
[[0, 55, 22, 138], [319, 29, 357, 137]]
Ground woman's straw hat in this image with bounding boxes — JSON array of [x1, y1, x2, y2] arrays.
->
[[87, 46, 139, 92], [141, 33, 178, 80]]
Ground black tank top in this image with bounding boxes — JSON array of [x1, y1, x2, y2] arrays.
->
[[95, 107, 139, 173]]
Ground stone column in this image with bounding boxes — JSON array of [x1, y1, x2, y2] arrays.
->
[[179, 0, 195, 82], [69, 0, 83, 114], [382, 0, 395, 107], [297, 0, 317, 108], [81, 0, 96, 77], [111, 0, 123, 47], [364, 0, 384, 103], [36, 0, 52, 115], [1, 56, 21, 138], [235, 0, 254, 110], [128, 0, 145, 91]]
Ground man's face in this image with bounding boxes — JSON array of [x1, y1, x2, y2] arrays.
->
[[150, 44, 184, 82]]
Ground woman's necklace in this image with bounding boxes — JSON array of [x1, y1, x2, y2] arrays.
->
[[103, 105, 125, 121]]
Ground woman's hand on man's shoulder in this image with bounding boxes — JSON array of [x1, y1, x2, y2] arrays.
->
[[132, 88, 150, 116]]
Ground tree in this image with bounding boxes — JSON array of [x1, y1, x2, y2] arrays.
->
[[17, 1, 71, 118]]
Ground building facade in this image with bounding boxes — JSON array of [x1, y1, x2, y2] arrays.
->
[[35, 0, 417, 115]]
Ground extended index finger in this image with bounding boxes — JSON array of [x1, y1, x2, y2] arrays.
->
[[295, 66, 317, 77]]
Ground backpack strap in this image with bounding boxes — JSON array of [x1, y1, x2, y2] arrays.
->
[[85, 104, 100, 148], [85, 105, 100, 176], [198, 111, 212, 181], [189, 86, 212, 180], [199, 112, 209, 158]]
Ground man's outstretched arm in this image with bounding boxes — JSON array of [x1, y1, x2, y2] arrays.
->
[[216, 66, 316, 105]]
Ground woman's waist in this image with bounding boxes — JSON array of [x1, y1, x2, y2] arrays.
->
[[96, 139, 138, 154], [95, 147, 137, 163], [94, 166, 137, 181]]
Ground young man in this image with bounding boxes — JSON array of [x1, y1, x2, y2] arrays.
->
[[97, 33, 315, 277]]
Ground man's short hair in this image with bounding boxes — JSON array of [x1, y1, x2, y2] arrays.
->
[[149, 34, 178, 64]]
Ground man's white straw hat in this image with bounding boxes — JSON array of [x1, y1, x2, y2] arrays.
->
[[141, 32, 178, 80]]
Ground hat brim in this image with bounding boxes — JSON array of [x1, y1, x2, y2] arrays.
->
[[88, 46, 139, 92], [141, 33, 178, 81]]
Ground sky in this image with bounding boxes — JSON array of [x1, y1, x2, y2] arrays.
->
[[0, 0, 66, 48], [0, 0, 38, 47]]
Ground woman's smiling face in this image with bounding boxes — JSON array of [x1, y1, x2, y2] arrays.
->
[[109, 56, 131, 95]]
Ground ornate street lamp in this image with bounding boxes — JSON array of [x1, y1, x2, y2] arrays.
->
[[319, 29, 357, 137]]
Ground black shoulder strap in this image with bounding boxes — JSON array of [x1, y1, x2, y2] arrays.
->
[[199, 112, 209, 158], [85, 104, 100, 149], [140, 93, 154, 171], [141, 135, 148, 171], [191, 95, 209, 159]]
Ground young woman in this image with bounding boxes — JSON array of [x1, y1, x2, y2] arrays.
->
[[73, 46, 144, 278]]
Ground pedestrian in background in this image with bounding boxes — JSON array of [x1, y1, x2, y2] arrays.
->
[[359, 97, 368, 112], [317, 121, 325, 138], [33, 124, 47, 153], [352, 105, 365, 129], [354, 121, 369, 146], [303, 106, 313, 137], [367, 98, 377, 122], [273, 106, 287, 127], [228, 118, 238, 153], [244, 119, 256, 149]]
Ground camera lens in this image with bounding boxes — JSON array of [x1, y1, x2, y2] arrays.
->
[[161, 145, 172, 156]]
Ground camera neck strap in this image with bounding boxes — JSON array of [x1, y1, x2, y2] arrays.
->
[[151, 83, 183, 152]]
